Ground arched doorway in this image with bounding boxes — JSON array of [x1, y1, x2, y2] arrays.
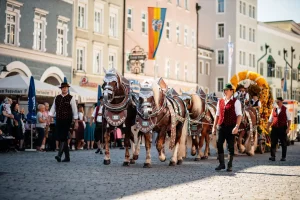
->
[[44, 76, 61, 86], [6, 71, 20, 77]]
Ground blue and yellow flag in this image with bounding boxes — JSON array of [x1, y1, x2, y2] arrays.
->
[[148, 7, 167, 60]]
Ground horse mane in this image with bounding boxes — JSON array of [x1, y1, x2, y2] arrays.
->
[[152, 81, 160, 107], [191, 94, 202, 117]]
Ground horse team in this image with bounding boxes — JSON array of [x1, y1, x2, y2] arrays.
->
[[101, 68, 261, 168]]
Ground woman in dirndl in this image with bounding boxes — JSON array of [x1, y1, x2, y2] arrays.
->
[[76, 105, 85, 149], [84, 107, 95, 150]]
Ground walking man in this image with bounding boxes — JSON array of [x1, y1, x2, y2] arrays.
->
[[267, 97, 291, 161], [49, 82, 78, 162], [91, 96, 104, 154], [212, 83, 242, 172]]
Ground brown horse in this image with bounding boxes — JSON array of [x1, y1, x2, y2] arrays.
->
[[102, 68, 137, 166], [181, 89, 216, 161], [135, 79, 188, 167]]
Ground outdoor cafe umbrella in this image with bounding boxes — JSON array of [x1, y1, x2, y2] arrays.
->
[[97, 85, 102, 106], [26, 76, 37, 151]]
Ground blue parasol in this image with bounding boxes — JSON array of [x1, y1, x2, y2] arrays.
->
[[26, 76, 36, 151], [97, 85, 102, 106]]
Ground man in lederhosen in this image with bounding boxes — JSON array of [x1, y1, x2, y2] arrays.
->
[[212, 83, 242, 172], [49, 82, 78, 162], [91, 96, 104, 154], [267, 97, 291, 161]]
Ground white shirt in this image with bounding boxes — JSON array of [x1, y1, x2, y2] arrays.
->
[[268, 106, 291, 123], [251, 99, 261, 108], [216, 96, 242, 117], [49, 94, 78, 119], [92, 105, 103, 123]]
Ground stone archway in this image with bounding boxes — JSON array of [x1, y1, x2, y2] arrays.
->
[[6, 71, 20, 77], [0, 61, 32, 78], [40, 66, 65, 84], [44, 76, 61, 86]]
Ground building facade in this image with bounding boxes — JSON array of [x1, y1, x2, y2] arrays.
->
[[198, 0, 257, 96], [125, 0, 198, 91], [197, 45, 213, 94], [72, 0, 124, 91], [257, 21, 300, 101], [0, 0, 73, 85]]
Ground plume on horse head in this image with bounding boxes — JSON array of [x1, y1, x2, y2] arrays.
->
[[103, 67, 121, 88]]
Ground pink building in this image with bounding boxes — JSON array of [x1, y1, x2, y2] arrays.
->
[[125, 0, 198, 91]]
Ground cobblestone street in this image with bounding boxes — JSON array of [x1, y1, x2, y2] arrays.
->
[[0, 142, 300, 200]]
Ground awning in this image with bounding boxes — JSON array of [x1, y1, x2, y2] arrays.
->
[[0, 74, 60, 97], [68, 85, 97, 103]]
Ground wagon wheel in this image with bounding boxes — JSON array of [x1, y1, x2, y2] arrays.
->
[[258, 140, 266, 154]]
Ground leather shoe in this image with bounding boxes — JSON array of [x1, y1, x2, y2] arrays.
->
[[280, 158, 286, 161], [269, 157, 275, 161], [62, 158, 70, 162], [95, 148, 100, 154]]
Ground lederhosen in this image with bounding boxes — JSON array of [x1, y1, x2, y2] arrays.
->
[[94, 105, 103, 142]]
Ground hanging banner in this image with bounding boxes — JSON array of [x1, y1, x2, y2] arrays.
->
[[148, 7, 167, 60]]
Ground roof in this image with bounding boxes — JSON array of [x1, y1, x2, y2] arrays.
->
[[198, 44, 214, 52]]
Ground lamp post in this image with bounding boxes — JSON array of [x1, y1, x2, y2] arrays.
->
[[283, 47, 295, 99], [195, 3, 201, 86], [0, 64, 9, 76], [256, 44, 269, 73]]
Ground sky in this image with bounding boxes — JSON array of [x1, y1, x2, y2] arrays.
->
[[257, 0, 300, 23]]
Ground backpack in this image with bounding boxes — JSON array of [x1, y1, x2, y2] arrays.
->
[[0, 103, 4, 122]]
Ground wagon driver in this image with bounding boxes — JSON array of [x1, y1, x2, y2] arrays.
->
[[49, 82, 78, 162], [212, 83, 242, 172]]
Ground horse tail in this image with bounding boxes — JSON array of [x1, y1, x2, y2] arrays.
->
[[178, 119, 189, 159]]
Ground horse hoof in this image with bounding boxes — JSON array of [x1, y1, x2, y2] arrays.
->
[[122, 162, 130, 166], [130, 159, 136, 164], [177, 160, 183, 165], [103, 159, 111, 165], [201, 156, 208, 160], [133, 155, 139, 160], [194, 158, 201, 161], [169, 161, 176, 166], [143, 163, 152, 168], [191, 152, 196, 156]]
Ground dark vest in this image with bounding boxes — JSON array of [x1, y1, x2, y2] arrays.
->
[[55, 94, 73, 120], [251, 99, 259, 107], [218, 98, 237, 126], [272, 106, 287, 128]]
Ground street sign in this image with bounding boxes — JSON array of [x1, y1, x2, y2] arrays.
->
[[129, 55, 146, 60]]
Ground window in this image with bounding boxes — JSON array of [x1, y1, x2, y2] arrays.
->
[[253, 55, 255, 67], [184, 65, 188, 81], [243, 26, 246, 39], [243, 2, 246, 15], [217, 50, 224, 65], [56, 17, 69, 56], [249, 28, 252, 41], [141, 12, 147, 34], [249, 54, 252, 67], [218, 0, 224, 13], [108, 49, 117, 69], [260, 63, 264, 75], [292, 69, 297, 80], [269, 48, 272, 53], [33, 10, 48, 51], [243, 52, 246, 65], [126, 52, 130, 72], [252, 7, 255, 18], [127, 8, 132, 30], [294, 54, 296, 59], [5, 1, 22, 46], [239, 1, 242, 13], [109, 7, 118, 38], [177, 0, 180, 7], [205, 62, 210, 75], [184, 27, 188, 46], [176, 62, 180, 80], [239, 51, 242, 65], [278, 50, 281, 56], [252, 29, 255, 42], [166, 22, 170, 39], [93, 45, 103, 74], [191, 30, 195, 48], [239, 25, 242, 38], [276, 66, 283, 78], [286, 69, 290, 80], [217, 78, 224, 92], [78, 2, 87, 29], [95, 3, 104, 33], [77, 48, 84, 71], [276, 89, 282, 98], [249, 5, 252, 17], [199, 61, 203, 74], [176, 25, 180, 43], [184, 0, 189, 10], [165, 59, 170, 78], [292, 90, 296, 100], [267, 63, 275, 77], [260, 46, 263, 51], [217, 23, 224, 38]]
